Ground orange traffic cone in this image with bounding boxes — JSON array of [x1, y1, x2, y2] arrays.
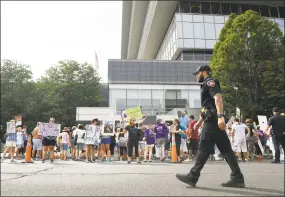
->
[[171, 133, 177, 163], [22, 135, 34, 163]]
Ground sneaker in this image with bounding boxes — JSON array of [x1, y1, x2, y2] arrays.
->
[[10, 159, 15, 163], [271, 160, 281, 164], [144, 160, 148, 162], [221, 180, 245, 188], [42, 160, 45, 163], [175, 173, 197, 187], [148, 160, 152, 163], [85, 160, 89, 163], [185, 159, 193, 162], [50, 159, 54, 164], [137, 161, 141, 164], [127, 161, 131, 164]]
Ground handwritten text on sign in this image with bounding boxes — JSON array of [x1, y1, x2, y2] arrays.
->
[[39, 123, 61, 137]]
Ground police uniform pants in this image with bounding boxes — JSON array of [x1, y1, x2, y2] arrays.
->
[[189, 121, 244, 182], [272, 135, 285, 162]]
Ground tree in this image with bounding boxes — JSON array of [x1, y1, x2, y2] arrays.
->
[[0, 59, 36, 136], [37, 60, 102, 126], [210, 10, 284, 120]]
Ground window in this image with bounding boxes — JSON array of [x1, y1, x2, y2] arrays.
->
[[194, 39, 206, 48], [231, 3, 239, 14], [206, 40, 216, 49], [204, 15, 214, 23], [211, 2, 221, 15], [183, 52, 193, 60], [152, 89, 164, 114], [139, 89, 152, 112], [279, 7, 284, 18], [221, 3, 231, 15], [201, 2, 211, 14], [270, 7, 279, 18], [194, 52, 204, 60], [250, 5, 260, 14], [182, 22, 194, 38], [126, 89, 139, 108], [194, 23, 205, 39], [190, 2, 201, 14], [204, 23, 216, 39], [240, 4, 250, 13], [260, 5, 270, 17], [215, 24, 224, 39], [110, 89, 126, 113], [193, 15, 203, 22], [182, 14, 192, 22], [214, 16, 224, 24], [184, 39, 194, 48], [180, 0, 190, 13]]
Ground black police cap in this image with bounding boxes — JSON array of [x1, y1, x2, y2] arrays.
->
[[192, 65, 211, 75]]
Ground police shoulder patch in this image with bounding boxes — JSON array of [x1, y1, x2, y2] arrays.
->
[[207, 80, 215, 87]]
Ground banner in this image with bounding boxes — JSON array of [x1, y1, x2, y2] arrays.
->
[[15, 116, 22, 126], [7, 122, 16, 133], [125, 106, 143, 120], [257, 115, 267, 131], [39, 123, 61, 137]]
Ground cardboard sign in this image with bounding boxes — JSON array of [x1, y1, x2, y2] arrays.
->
[[257, 115, 267, 131], [103, 120, 115, 136], [15, 116, 22, 126], [39, 123, 61, 137], [226, 116, 235, 127], [257, 139, 264, 154], [7, 122, 16, 133], [125, 106, 143, 120]]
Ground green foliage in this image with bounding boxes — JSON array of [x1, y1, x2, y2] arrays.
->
[[0, 59, 102, 139], [211, 10, 284, 119]]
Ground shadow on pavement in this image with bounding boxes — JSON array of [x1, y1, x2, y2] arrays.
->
[[187, 186, 284, 196]]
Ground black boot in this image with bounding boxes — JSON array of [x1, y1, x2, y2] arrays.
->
[[176, 173, 198, 187]]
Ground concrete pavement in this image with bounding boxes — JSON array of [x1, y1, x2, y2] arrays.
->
[[1, 159, 284, 196]]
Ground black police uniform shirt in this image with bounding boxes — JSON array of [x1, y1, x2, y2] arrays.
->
[[201, 77, 221, 111], [267, 114, 285, 136]]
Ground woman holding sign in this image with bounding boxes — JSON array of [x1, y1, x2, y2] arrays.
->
[[42, 118, 57, 163], [1, 120, 17, 163]]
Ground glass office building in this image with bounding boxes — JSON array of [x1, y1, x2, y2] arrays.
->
[[108, 1, 284, 115]]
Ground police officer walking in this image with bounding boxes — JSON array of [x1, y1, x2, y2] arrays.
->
[[176, 65, 245, 188]]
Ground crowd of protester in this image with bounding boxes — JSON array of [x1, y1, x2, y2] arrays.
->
[[1, 108, 284, 164]]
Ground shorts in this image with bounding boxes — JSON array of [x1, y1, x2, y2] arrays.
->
[[70, 139, 76, 149], [5, 141, 16, 147], [235, 138, 247, 152], [42, 138, 57, 147], [101, 138, 111, 145], [33, 139, 42, 150], [155, 138, 166, 148], [139, 141, 145, 151], [164, 140, 170, 150], [62, 143, 69, 151], [16, 143, 24, 148], [181, 138, 188, 152], [77, 143, 85, 150]]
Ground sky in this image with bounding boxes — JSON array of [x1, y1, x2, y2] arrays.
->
[[1, 1, 122, 82]]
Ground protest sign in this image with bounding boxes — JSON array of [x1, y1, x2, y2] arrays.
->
[[125, 106, 143, 120], [39, 123, 61, 137], [257, 115, 267, 131], [103, 120, 115, 136], [7, 122, 16, 133], [226, 116, 235, 127], [15, 116, 22, 126]]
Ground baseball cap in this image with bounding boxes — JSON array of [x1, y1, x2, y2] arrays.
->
[[193, 65, 211, 75]]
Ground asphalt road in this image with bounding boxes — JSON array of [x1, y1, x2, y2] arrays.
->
[[1, 159, 284, 196]]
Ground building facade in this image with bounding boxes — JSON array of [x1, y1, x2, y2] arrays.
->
[[107, 1, 284, 116]]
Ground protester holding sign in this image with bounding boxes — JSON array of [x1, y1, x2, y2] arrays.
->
[[41, 118, 58, 163], [32, 122, 42, 160], [125, 118, 141, 164], [1, 120, 17, 163]]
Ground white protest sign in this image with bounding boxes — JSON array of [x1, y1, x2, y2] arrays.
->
[[257, 115, 267, 131], [227, 116, 235, 127], [39, 123, 61, 137], [7, 122, 16, 133], [257, 139, 264, 155]]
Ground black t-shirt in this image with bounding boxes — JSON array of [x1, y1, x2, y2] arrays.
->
[[125, 125, 140, 140], [267, 114, 285, 136], [201, 77, 221, 111]]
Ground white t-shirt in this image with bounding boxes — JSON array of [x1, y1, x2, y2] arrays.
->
[[232, 123, 247, 139], [16, 132, 24, 145], [73, 129, 86, 144], [59, 132, 69, 144]]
